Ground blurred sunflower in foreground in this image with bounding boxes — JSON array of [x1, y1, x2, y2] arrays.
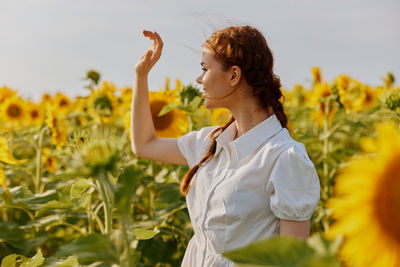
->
[[326, 121, 400, 267], [149, 85, 188, 138]]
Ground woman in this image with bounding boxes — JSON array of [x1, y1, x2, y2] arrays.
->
[[131, 26, 320, 267]]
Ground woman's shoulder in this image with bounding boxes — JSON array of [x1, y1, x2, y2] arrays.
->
[[267, 128, 309, 157]]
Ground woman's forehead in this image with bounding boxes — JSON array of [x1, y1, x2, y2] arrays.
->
[[201, 50, 216, 64]]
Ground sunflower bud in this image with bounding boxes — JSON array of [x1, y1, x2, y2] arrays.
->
[[71, 128, 127, 176], [384, 89, 400, 113]]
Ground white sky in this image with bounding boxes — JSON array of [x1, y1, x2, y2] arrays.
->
[[0, 0, 399, 102]]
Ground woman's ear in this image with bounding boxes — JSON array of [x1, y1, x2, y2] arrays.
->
[[229, 65, 242, 86]]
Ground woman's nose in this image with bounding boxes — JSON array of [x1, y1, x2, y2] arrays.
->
[[196, 74, 203, 84]]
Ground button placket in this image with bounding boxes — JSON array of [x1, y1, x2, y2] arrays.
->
[[197, 148, 230, 262]]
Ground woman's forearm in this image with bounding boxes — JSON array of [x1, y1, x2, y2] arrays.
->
[[279, 219, 310, 241], [130, 73, 157, 154]]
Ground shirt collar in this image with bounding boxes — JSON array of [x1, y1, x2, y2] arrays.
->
[[215, 114, 283, 162]]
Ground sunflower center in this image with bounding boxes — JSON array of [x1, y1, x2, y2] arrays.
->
[[321, 90, 331, 98], [6, 104, 22, 118], [364, 91, 373, 104], [150, 100, 173, 131], [374, 153, 400, 245], [30, 110, 39, 119], [59, 99, 69, 107], [94, 94, 113, 116]]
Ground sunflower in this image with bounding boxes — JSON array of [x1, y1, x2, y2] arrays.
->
[[0, 168, 11, 198], [335, 76, 368, 112], [358, 84, 379, 110], [0, 135, 27, 164], [0, 96, 27, 127], [119, 86, 133, 105], [311, 66, 322, 84], [284, 84, 310, 108], [100, 80, 117, 95], [72, 97, 90, 126], [45, 106, 68, 150], [53, 92, 73, 116], [211, 108, 231, 126], [311, 102, 336, 127], [26, 101, 45, 126], [148, 89, 188, 138], [123, 112, 132, 141], [0, 86, 18, 104], [326, 121, 400, 267], [41, 93, 53, 109], [41, 147, 57, 173], [308, 81, 336, 126], [162, 77, 183, 98], [87, 82, 120, 124], [335, 74, 352, 92]]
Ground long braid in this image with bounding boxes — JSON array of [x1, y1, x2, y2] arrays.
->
[[180, 115, 235, 196]]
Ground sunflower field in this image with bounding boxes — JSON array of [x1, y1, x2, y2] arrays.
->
[[0, 68, 399, 267]]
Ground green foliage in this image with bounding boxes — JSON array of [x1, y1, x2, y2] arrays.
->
[[1, 74, 398, 266], [159, 84, 204, 117], [55, 234, 119, 265], [223, 234, 341, 267]]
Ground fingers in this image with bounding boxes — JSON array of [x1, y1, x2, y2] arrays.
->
[[142, 30, 163, 63], [142, 30, 163, 48], [145, 49, 153, 60], [153, 32, 163, 49], [143, 30, 155, 41]]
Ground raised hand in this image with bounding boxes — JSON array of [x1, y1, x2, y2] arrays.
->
[[135, 30, 164, 75]]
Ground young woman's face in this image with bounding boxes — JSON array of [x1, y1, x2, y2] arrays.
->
[[196, 49, 233, 109]]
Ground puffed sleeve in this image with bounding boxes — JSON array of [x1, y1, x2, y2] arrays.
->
[[177, 126, 219, 169], [266, 143, 320, 221]]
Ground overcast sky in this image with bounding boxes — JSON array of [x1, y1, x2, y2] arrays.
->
[[0, 0, 399, 102]]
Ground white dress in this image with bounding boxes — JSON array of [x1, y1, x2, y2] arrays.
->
[[176, 114, 320, 267]]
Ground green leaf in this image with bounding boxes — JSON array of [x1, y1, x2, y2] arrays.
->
[[115, 165, 141, 214], [158, 103, 179, 116], [20, 249, 45, 267], [14, 190, 58, 210], [0, 222, 29, 249], [1, 254, 18, 267], [223, 236, 314, 267], [55, 234, 119, 265], [134, 228, 160, 240], [42, 255, 79, 267], [37, 196, 73, 217], [70, 178, 92, 198], [24, 214, 66, 228], [307, 233, 343, 256], [187, 96, 203, 112]]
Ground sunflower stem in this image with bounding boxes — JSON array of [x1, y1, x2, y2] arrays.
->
[[119, 214, 134, 267], [97, 177, 112, 235], [188, 114, 194, 132], [87, 197, 94, 234], [34, 127, 46, 194]]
